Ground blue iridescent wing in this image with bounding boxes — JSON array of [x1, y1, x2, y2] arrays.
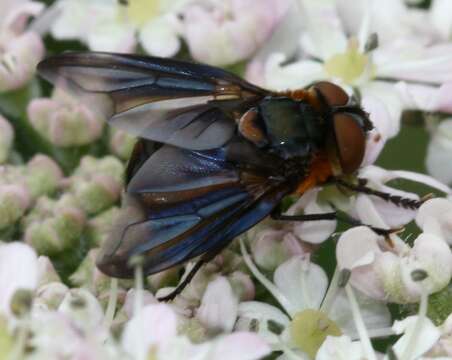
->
[[37, 52, 268, 150], [96, 140, 291, 277]]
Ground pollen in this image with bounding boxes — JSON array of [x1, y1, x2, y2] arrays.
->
[[124, 0, 160, 27], [324, 39, 372, 84]]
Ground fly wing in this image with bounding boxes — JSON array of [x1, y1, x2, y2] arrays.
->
[[96, 141, 291, 277], [37, 52, 268, 150]]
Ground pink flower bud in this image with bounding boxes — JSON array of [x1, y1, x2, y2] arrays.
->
[[109, 128, 136, 161], [27, 89, 104, 147], [0, 184, 30, 229], [24, 195, 86, 255], [228, 271, 255, 301], [25, 154, 63, 199]]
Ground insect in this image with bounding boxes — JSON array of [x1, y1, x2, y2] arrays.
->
[[37, 52, 421, 301]]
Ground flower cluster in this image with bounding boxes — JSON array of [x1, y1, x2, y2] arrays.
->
[[1, 0, 452, 359]]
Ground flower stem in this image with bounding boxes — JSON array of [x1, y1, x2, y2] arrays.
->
[[8, 319, 28, 360], [239, 238, 296, 316], [104, 278, 118, 330], [345, 284, 378, 360], [134, 260, 145, 360], [400, 289, 428, 360]]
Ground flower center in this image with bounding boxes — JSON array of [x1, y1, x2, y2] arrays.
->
[[290, 309, 342, 359], [125, 0, 160, 27], [324, 39, 370, 85]]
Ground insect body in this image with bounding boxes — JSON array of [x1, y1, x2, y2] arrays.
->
[[37, 52, 373, 299]]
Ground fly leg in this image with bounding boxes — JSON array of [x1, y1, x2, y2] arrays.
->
[[157, 245, 227, 302], [157, 259, 206, 302], [271, 208, 398, 236], [335, 178, 428, 210]]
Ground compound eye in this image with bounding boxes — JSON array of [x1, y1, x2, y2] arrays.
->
[[333, 113, 366, 174], [315, 81, 349, 107]]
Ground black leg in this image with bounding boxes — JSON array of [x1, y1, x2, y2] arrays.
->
[[335, 178, 426, 210], [157, 259, 206, 302], [271, 208, 398, 236]]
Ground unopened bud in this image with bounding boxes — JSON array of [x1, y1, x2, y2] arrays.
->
[[109, 128, 136, 160], [24, 195, 85, 255], [0, 184, 30, 230], [27, 89, 104, 147], [24, 155, 63, 198]]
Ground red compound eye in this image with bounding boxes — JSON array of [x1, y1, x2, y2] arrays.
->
[[333, 112, 366, 174]]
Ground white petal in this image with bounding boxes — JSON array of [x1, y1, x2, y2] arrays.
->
[[238, 301, 291, 327], [426, 119, 452, 185], [430, 0, 452, 39], [274, 256, 328, 311], [316, 335, 364, 360], [237, 301, 289, 347], [336, 226, 386, 300], [264, 53, 325, 91], [392, 316, 441, 359], [0, 242, 38, 316], [361, 96, 392, 166], [400, 233, 452, 298], [122, 304, 177, 357], [196, 276, 238, 333], [416, 198, 452, 240], [209, 332, 271, 360], [329, 290, 391, 338], [87, 23, 136, 53], [139, 17, 181, 57], [292, 200, 337, 245], [361, 82, 403, 138], [300, 1, 347, 59]]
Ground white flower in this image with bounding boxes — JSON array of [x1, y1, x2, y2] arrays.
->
[[122, 303, 270, 360], [336, 197, 452, 304], [179, 0, 290, 66], [259, 0, 452, 139], [238, 240, 391, 359], [51, 0, 189, 56], [0, 0, 45, 92]]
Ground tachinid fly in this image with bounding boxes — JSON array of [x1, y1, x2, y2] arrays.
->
[[37, 52, 405, 301]]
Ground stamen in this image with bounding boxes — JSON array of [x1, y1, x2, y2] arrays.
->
[[239, 238, 296, 316], [9, 318, 29, 360], [400, 271, 429, 360], [104, 278, 118, 330], [345, 284, 378, 360], [130, 255, 145, 360], [299, 261, 312, 309], [319, 267, 340, 314]]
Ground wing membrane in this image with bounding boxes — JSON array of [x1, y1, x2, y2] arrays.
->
[[37, 52, 268, 149], [96, 142, 291, 277]]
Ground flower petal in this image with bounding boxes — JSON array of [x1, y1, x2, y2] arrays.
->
[[139, 16, 181, 57], [392, 316, 441, 359], [336, 226, 386, 300], [196, 276, 239, 333], [0, 242, 38, 316], [209, 332, 271, 360], [274, 256, 328, 312], [122, 304, 177, 357]]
